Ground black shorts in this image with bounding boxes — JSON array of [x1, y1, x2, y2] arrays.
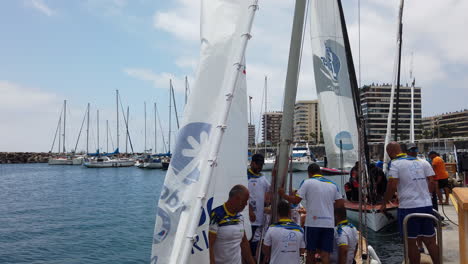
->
[[438, 178, 449, 189]]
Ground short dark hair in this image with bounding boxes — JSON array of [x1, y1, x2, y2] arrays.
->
[[334, 206, 347, 220], [229, 184, 247, 198], [278, 200, 290, 217], [308, 163, 321, 175], [251, 154, 264, 164], [428, 151, 439, 156]]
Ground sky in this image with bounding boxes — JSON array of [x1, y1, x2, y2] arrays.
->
[[1, 0, 467, 152]]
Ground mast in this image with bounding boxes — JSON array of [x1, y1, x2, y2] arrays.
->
[[63, 100, 67, 153], [264, 76, 267, 155], [58, 115, 62, 154], [394, 1, 404, 141], [171, 82, 180, 130], [384, 0, 405, 171], [126, 107, 129, 153], [249, 96, 253, 125], [144, 102, 147, 153], [106, 120, 109, 153], [185, 76, 189, 106], [272, 0, 307, 222], [116, 89, 119, 152], [168, 80, 172, 153], [97, 110, 100, 153], [154, 102, 157, 154], [86, 103, 90, 154], [410, 53, 415, 143]]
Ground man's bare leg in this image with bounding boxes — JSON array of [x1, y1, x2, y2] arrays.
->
[[421, 236, 440, 264], [320, 251, 330, 264], [306, 250, 316, 264], [407, 238, 421, 264], [443, 187, 450, 204]]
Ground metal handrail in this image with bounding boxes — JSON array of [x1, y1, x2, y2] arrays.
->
[[403, 213, 443, 264]]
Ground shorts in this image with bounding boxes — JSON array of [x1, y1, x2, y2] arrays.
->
[[304, 226, 334, 253], [438, 178, 449, 189], [398, 206, 436, 239]]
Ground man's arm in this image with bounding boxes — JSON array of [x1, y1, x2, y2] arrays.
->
[[240, 233, 255, 264], [249, 205, 256, 222], [338, 245, 349, 264], [262, 244, 271, 263], [278, 187, 302, 204], [334, 198, 345, 209], [380, 178, 398, 211], [208, 231, 217, 264]]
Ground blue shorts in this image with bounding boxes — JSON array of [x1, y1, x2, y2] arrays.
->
[[304, 227, 334, 253], [398, 206, 436, 239]]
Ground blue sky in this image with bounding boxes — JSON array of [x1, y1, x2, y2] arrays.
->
[[1, 0, 467, 152]]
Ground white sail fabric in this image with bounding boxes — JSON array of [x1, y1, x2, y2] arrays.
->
[[151, 0, 250, 263], [309, 0, 358, 169]]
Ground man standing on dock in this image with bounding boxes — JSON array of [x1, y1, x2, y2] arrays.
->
[[381, 142, 440, 264], [279, 163, 344, 264], [247, 153, 271, 257], [429, 151, 450, 205]]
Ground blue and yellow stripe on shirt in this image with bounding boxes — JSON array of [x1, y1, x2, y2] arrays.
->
[[336, 219, 355, 246], [270, 218, 304, 233], [298, 174, 339, 193], [209, 203, 241, 233], [247, 168, 262, 180]]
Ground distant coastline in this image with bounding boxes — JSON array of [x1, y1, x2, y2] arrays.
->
[[0, 152, 50, 164]]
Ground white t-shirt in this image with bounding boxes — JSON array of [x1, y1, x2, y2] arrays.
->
[[263, 221, 305, 264], [209, 204, 245, 264], [388, 155, 433, 209], [248, 170, 270, 226], [297, 176, 342, 228], [330, 221, 358, 264]]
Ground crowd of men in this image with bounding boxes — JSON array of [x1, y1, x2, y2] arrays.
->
[[208, 142, 447, 264]]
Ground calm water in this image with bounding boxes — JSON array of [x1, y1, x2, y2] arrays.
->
[[0, 164, 403, 263]]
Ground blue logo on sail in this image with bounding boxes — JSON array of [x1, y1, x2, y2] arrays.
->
[[320, 45, 341, 83], [335, 131, 354, 150], [171, 122, 212, 185]]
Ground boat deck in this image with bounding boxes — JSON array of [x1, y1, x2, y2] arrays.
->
[[345, 200, 399, 212]]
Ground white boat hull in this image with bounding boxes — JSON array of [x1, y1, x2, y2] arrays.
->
[[48, 158, 73, 165], [262, 160, 274, 171], [84, 159, 135, 168], [291, 160, 311, 171], [72, 157, 84, 165], [346, 207, 397, 232], [143, 162, 163, 169]]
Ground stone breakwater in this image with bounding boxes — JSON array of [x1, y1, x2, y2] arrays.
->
[[0, 152, 50, 164]]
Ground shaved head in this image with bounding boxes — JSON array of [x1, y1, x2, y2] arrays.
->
[[386, 142, 402, 159]]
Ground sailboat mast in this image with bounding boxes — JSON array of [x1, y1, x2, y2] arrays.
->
[[394, 0, 404, 141], [126, 107, 129, 153], [106, 120, 109, 153], [273, 0, 307, 222], [168, 79, 172, 153], [171, 83, 180, 129], [410, 53, 415, 143], [58, 115, 62, 153], [116, 90, 119, 152], [86, 103, 90, 154], [154, 102, 157, 154], [97, 110, 100, 153], [264, 76, 267, 155], [144, 102, 147, 153], [384, 0, 405, 171], [63, 100, 67, 153]]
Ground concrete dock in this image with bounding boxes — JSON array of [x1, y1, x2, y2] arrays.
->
[[418, 195, 460, 264]]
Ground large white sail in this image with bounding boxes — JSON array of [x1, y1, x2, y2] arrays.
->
[[151, 0, 254, 263], [309, 0, 358, 169]]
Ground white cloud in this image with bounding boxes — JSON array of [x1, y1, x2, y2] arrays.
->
[[0, 81, 58, 110], [123, 68, 191, 93], [28, 0, 55, 16], [153, 0, 199, 42]]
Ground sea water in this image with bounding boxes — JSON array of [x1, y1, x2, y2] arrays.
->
[[0, 164, 402, 263]]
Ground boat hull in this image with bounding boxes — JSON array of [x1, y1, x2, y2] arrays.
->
[[84, 160, 135, 168], [291, 160, 310, 171], [72, 157, 84, 165], [48, 158, 73, 165], [143, 162, 163, 169], [345, 201, 398, 232]]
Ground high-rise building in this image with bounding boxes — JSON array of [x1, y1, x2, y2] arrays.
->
[[248, 124, 256, 146], [422, 109, 468, 138], [262, 112, 283, 146], [360, 84, 422, 142], [293, 100, 321, 143]]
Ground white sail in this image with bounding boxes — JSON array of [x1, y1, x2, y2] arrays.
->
[[309, 0, 358, 169], [151, 0, 255, 263]]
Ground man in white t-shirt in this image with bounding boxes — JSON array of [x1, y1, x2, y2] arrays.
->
[[330, 207, 358, 264], [247, 154, 271, 256], [280, 163, 345, 264], [209, 185, 255, 264], [380, 142, 440, 264], [263, 200, 305, 264]]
